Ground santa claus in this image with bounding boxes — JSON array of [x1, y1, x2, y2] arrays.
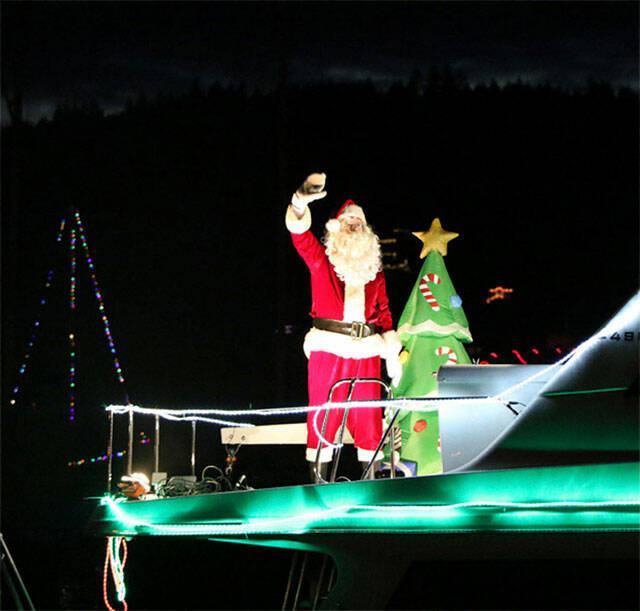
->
[[285, 173, 402, 481]]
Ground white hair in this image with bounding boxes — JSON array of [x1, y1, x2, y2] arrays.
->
[[324, 223, 382, 285]]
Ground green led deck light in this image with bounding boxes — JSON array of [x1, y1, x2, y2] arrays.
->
[[101, 494, 639, 538]]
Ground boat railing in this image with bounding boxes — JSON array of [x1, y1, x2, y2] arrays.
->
[[313, 377, 398, 483], [104, 389, 490, 494]]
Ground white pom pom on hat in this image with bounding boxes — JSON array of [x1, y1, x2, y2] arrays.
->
[[325, 199, 366, 232], [325, 218, 341, 232]]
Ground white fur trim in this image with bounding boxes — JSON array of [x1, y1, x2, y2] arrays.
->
[[381, 329, 402, 357], [306, 446, 334, 463], [397, 320, 473, 342], [303, 327, 387, 359], [325, 218, 340, 233], [385, 352, 403, 386], [343, 284, 365, 323], [357, 448, 384, 462], [285, 204, 312, 234]]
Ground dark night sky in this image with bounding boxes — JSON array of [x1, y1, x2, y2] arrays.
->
[[2, 1, 639, 123]]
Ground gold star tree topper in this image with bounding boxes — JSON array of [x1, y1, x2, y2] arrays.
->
[[412, 218, 459, 258]]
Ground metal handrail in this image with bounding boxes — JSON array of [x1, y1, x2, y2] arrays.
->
[[107, 406, 197, 489], [109, 381, 402, 488], [313, 377, 396, 483]]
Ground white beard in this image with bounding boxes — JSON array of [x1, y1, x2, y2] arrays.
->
[[324, 225, 382, 286]]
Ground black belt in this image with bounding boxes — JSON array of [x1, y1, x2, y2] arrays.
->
[[312, 317, 378, 340]]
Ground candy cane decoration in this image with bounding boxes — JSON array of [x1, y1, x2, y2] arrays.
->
[[419, 273, 441, 310], [393, 425, 402, 451], [435, 346, 458, 364]]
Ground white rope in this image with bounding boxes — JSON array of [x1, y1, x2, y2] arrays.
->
[[105, 395, 501, 429]]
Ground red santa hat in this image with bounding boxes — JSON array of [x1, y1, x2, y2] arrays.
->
[[325, 199, 367, 233]]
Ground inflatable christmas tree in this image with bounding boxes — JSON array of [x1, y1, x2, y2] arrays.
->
[[390, 219, 472, 476]]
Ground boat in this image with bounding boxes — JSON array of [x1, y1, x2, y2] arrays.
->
[[88, 291, 639, 609]]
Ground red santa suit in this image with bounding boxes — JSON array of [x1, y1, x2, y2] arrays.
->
[[286, 201, 401, 463]]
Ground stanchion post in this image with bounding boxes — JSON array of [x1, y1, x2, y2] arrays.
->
[[190, 421, 196, 476], [127, 408, 133, 474], [107, 409, 114, 492], [154, 414, 160, 473]]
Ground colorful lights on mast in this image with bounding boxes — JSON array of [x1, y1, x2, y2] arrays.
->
[[70, 228, 77, 309], [73, 210, 129, 400], [69, 333, 77, 420], [10, 218, 65, 405], [10, 212, 131, 417]]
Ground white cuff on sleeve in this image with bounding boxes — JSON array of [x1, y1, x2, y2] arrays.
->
[[285, 204, 312, 234], [382, 330, 402, 359]]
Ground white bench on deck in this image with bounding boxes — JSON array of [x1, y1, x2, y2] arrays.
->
[[220, 423, 354, 445]]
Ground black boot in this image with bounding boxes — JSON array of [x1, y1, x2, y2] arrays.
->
[[360, 460, 381, 480], [309, 461, 329, 483]]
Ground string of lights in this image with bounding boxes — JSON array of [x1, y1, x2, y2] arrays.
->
[[491, 315, 628, 401], [69, 333, 77, 421], [103, 536, 128, 611], [106, 405, 257, 428], [511, 349, 527, 365], [68, 449, 127, 468], [73, 210, 130, 403], [105, 396, 497, 430], [69, 228, 77, 309], [68, 433, 149, 467], [486, 286, 514, 303], [99, 495, 640, 538], [68, 226, 78, 420], [10, 218, 66, 406], [11, 213, 132, 417], [480, 345, 565, 365]]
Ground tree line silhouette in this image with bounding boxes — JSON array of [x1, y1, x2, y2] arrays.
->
[[1, 70, 638, 610], [3, 69, 638, 410]]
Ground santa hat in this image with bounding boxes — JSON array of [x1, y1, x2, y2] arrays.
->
[[325, 199, 367, 233]]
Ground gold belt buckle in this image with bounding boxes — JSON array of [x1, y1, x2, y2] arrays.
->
[[350, 321, 365, 340]]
